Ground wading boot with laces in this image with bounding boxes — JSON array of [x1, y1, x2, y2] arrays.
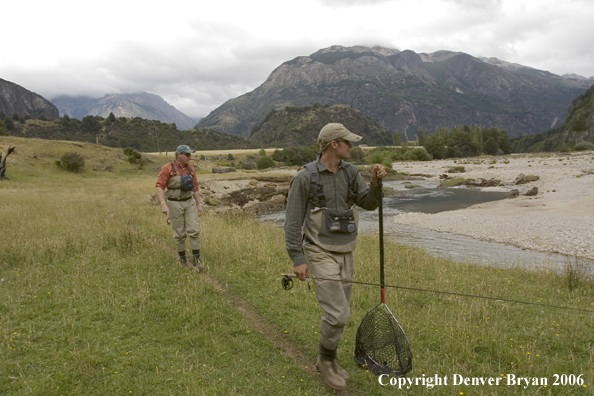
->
[[179, 255, 188, 268], [316, 355, 347, 391]]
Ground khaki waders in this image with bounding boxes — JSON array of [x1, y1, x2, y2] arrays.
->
[[303, 239, 354, 351], [167, 198, 200, 253]]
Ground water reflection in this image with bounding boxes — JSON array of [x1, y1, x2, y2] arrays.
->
[[382, 180, 508, 214]]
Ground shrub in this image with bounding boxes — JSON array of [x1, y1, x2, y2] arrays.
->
[[56, 152, 85, 173], [397, 147, 432, 161], [271, 146, 317, 166], [448, 166, 466, 173], [123, 147, 146, 166], [575, 142, 594, 151], [366, 150, 393, 169], [349, 147, 365, 163], [256, 155, 275, 170]]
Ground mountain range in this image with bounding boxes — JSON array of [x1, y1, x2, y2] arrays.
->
[[0, 78, 59, 119], [51, 92, 197, 130], [197, 45, 594, 139]]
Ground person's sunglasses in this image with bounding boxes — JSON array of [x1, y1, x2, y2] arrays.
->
[[335, 139, 353, 147]]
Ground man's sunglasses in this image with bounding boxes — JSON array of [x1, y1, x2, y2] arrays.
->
[[335, 139, 353, 147]]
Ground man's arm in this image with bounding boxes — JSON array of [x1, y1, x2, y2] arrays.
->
[[284, 170, 309, 278], [193, 189, 203, 216], [156, 164, 171, 218], [156, 187, 169, 218], [353, 163, 386, 210]]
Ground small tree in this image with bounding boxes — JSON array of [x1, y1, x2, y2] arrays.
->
[[392, 131, 401, 146], [256, 155, 275, 170], [56, 152, 85, 173], [258, 148, 267, 157], [417, 128, 426, 146], [3, 117, 14, 130], [82, 115, 101, 133], [484, 136, 499, 155], [424, 134, 446, 159], [498, 130, 512, 154]]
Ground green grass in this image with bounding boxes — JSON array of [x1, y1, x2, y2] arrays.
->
[[1, 137, 593, 395]]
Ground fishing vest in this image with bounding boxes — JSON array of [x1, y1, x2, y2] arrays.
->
[[302, 161, 359, 253], [165, 162, 195, 201]]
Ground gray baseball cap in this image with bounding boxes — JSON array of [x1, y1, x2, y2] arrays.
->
[[317, 123, 362, 145], [176, 145, 194, 154]]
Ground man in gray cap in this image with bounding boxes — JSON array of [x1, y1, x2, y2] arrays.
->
[[284, 123, 386, 391], [156, 145, 204, 270]]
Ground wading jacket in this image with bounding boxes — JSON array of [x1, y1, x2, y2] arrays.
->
[[284, 157, 382, 267]]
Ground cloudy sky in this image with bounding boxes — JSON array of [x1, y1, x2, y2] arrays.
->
[[2, 0, 593, 120]]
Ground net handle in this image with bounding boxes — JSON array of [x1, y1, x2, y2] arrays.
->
[[378, 178, 385, 304]]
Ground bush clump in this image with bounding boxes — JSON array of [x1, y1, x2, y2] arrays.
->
[[123, 147, 146, 166], [56, 152, 85, 173], [271, 146, 317, 166], [256, 156, 275, 170], [574, 142, 594, 151]]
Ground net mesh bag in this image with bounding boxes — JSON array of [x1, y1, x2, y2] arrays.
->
[[354, 302, 413, 377]]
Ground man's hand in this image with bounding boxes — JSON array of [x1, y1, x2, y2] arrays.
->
[[161, 203, 170, 218], [293, 263, 309, 281], [371, 164, 387, 186], [197, 204, 203, 217]]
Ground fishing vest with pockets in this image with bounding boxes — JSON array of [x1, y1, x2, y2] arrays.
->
[[302, 161, 359, 253], [165, 161, 195, 201]]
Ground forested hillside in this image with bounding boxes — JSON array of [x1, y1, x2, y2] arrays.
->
[[0, 112, 248, 151], [248, 103, 395, 147], [511, 83, 594, 152]]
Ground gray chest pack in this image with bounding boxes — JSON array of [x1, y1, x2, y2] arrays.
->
[[302, 161, 359, 253]]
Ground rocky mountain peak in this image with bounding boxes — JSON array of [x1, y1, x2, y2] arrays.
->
[[197, 45, 592, 139], [0, 78, 59, 119], [52, 92, 196, 130]]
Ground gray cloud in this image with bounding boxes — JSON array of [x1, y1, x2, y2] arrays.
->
[[1, 0, 593, 122]]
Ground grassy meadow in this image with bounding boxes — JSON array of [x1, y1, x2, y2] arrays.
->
[[1, 136, 593, 395]]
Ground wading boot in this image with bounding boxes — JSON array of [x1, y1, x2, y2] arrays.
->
[[316, 355, 347, 391], [333, 359, 350, 383], [179, 255, 188, 268], [192, 255, 205, 272]]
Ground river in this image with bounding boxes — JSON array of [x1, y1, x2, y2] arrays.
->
[[258, 180, 577, 274]]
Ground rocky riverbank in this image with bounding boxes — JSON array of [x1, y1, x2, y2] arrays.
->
[[194, 152, 594, 261], [392, 152, 594, 260]]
